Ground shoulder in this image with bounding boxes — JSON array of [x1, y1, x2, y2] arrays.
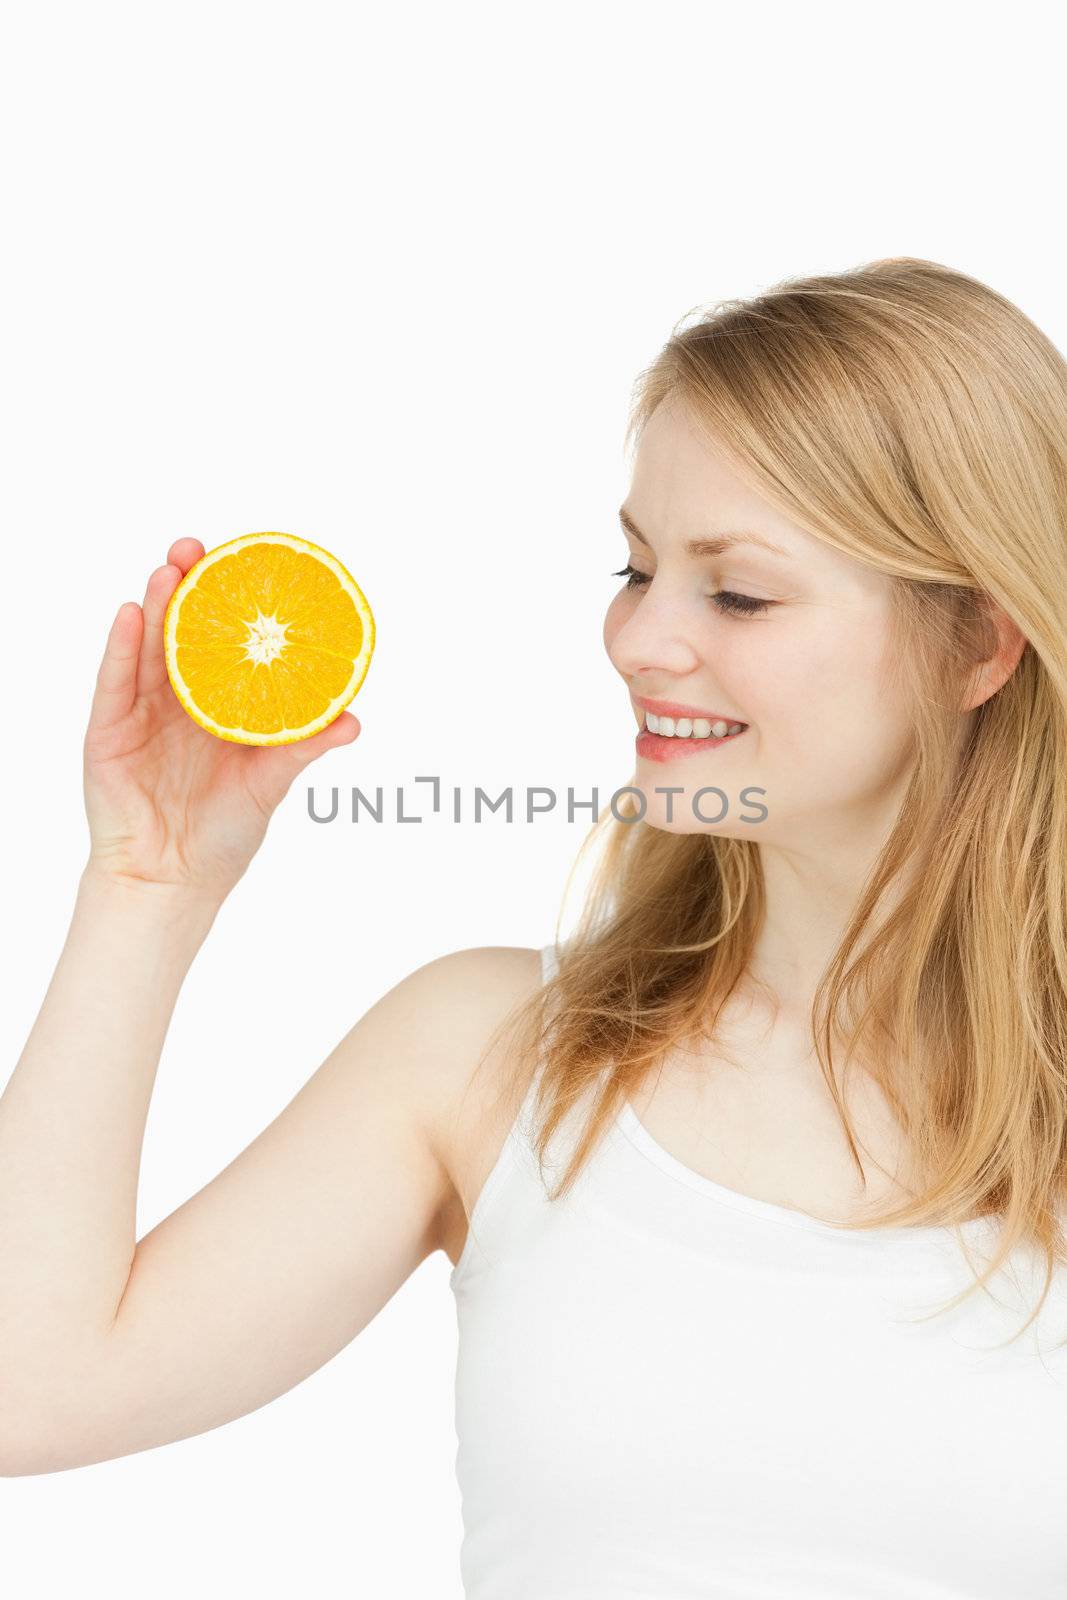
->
[[381, 945, 546, 1059], [401, 944, 545, 1031], [380, 943, 548, 1187]]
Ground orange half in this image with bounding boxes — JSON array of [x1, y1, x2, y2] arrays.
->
[[163, 532, 375, 745]]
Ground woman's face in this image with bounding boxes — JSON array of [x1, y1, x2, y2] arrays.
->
[[603, 399, 918, 849]]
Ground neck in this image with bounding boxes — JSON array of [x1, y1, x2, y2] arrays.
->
[[742, 785, 917, 1031]]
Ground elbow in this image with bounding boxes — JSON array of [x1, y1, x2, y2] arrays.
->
[[0, 1375, 104, 1477], [0, 1407, 73, 1477]]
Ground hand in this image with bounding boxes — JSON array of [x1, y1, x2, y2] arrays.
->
[[82, 538, 361, 901]]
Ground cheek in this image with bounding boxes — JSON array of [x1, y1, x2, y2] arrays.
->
[[763, 631, 909, 778], [740, 629, 872, 742], [766, 619, 889, 711]]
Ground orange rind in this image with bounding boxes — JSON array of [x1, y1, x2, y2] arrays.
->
[[163, 532, 375, 745]]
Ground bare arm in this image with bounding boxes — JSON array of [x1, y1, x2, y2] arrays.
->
[[0, 869, 221, 1402], [2, 920, 534, 1476], [0, 535, 379, 1471], [0, 540, 541, 1479]]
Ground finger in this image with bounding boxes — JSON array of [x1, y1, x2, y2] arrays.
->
[[248, 711, 362, 804], [166, 537, 206, 575], [135, 564, 186, 698], [88, 602, 144, 732], [280, 711, 362, 769]]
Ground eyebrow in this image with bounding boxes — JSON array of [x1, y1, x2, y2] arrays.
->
[[618, 505, 794, 561]]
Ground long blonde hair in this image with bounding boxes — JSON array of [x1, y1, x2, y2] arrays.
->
[[478, 257, 1067, 1346]]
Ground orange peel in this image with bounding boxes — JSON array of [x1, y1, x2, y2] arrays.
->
[[163, 532, 375, 745]]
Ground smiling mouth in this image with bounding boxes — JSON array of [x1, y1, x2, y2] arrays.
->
[[641, 711, 747, 740]]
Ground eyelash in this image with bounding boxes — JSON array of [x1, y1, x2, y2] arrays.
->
[[610, 564, 773, 617]]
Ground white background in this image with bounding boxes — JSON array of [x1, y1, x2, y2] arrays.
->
[[1, 1, 1063, 1594]]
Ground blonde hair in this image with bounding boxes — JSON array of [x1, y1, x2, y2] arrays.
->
[[480, 257, 1067, 1346]]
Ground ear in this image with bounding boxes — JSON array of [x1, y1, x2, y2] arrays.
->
[[961, 596, 1028, 713]]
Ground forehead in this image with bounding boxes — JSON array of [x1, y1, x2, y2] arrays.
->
[[628, 400, 819, 562]]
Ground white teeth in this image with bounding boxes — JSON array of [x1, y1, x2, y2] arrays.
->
[[644, 712, 746, 739]]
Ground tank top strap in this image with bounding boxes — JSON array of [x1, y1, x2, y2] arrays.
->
[[540, 939, 561, 986], [510, 940, 564, 1148], [448, 941, 570, 1292]]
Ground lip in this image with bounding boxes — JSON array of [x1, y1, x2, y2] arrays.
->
[[633, 694, 748, 726], [635, 724, 746, 763]]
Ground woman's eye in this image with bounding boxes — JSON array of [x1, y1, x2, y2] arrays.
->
[[611, 563, 651, 591], [610, 565, 772, 617], [712, 590, 772, 617]]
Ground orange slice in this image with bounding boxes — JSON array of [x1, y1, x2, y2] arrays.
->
[[163, 532, 375, 745]]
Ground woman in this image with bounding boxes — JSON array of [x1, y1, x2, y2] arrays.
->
[[3, 257, 1066, 1597]]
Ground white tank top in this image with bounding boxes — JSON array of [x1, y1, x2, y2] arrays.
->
[[450, 942, 1067, 1598]]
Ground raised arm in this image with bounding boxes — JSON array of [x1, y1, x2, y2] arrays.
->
[[0, 538, 362, 1470], [3, 916, 537, 1477], [0, 543, 543, 1478]]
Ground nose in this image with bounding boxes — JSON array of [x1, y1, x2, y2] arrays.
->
[[605, 583, 705, 681]]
